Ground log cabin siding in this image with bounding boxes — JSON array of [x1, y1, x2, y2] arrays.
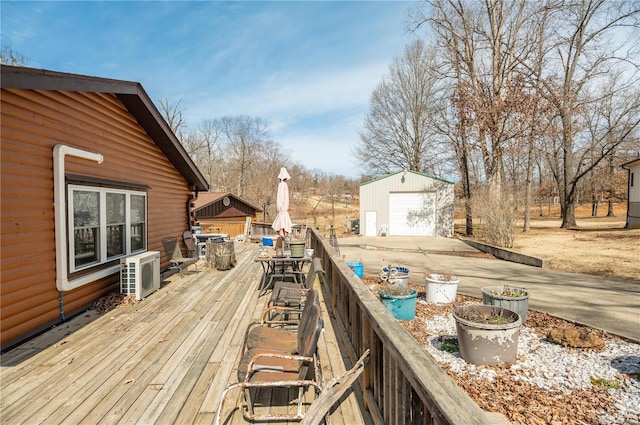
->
[[1, 87, 195, 348]]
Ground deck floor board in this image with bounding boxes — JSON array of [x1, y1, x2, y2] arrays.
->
[[1, 242, 368, 425]]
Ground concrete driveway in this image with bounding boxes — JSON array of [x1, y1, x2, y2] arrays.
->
[[338, 236, 640, 343]]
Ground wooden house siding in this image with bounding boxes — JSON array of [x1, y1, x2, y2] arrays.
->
[[1, 87, 195, 348], [192, 193, 261, 237]]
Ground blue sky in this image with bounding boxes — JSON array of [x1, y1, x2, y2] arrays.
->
[[1, 1, 421, 178]]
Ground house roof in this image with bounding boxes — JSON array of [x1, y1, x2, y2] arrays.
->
[[621, 158, 640, 169], [0, 65, 208, 191], [360, 169, 455, 186], [193, 192, 262, 212]]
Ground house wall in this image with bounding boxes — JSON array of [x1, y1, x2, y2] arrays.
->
[[359, 171, 454, 237], [1, 88, 193, 348], [628, 162, 640, 229]]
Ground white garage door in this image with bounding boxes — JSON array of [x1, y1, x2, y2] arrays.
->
[[388, 192, 436, 236]]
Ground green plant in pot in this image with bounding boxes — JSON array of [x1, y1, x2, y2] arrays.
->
[[378, 283, 418, 320], [481, 285, 530, 324], [453, 304, 522, 366]]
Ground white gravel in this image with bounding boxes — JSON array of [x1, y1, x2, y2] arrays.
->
[[417, 300, 640, 424]]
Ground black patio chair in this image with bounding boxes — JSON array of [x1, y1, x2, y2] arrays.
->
[[161, 236, 198, 278]]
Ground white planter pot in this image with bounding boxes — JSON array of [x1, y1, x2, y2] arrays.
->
[[425, 274, 459, 304]]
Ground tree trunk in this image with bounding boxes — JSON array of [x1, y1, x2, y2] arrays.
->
[[607, 200, 615, 217], [459, 139, 474, 236], [560, 111, 577, 228], [561, 185, 577, 228], [523, 141, 534, 232]]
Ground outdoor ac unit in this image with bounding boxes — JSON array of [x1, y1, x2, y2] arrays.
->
[[120, 251, 160, 300]]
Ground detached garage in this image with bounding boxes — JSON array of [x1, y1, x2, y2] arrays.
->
[[359, 170, 454, 237]]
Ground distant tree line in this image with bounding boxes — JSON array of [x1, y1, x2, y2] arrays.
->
[[159, 105, 361, 226]]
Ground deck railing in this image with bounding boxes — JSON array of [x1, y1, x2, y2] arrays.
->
[[308, 228, 490, 425]]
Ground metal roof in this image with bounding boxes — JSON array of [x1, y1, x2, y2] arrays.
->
[[360, 169, 455, 186]]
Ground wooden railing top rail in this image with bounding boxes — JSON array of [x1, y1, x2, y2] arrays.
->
[[308, 228, 489, 424]]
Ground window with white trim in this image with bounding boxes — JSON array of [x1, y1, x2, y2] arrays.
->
[[69, 185, 147, 272]]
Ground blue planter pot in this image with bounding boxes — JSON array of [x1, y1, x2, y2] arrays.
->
[[347, 261, 364, 278], [378, 289, 418, 320]]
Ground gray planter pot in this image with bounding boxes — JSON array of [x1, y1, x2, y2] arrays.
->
[[453, 305, 521, 366], [481, 285, 530, 324]]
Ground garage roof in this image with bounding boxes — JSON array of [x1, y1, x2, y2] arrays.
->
[[360, 169, 454, 186]]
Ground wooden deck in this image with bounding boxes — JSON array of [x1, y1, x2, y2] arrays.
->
[[0, 242, 369, 424]]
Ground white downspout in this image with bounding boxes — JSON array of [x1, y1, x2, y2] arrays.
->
[[54, 145, 110, 292]]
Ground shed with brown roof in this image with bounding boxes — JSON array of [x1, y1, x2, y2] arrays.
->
[[192, 192, 262, 237], [1, 65, 208, 349]]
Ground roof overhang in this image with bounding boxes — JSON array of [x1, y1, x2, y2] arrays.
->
[[0, 65, 208, 191], [193, 192, 263, 212], [621, 158, 640, 170]]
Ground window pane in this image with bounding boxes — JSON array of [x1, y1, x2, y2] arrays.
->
[[73, 190, 100, 267], [74, 227, 99, 267], [107, 193, 125, 224], [73, 227, 99, 267], [107, 224, 125, 258], [106, 193, 126, 259], [130, 194, 146, 251], [131, 195, 145, 223], [73, 191, 99, 227], [131, 223, 145, 251]]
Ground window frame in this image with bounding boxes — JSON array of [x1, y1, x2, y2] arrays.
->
[[68, 184, 147, 273]]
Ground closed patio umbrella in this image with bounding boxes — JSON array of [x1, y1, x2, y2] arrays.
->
[[272, 167, 292, 237]]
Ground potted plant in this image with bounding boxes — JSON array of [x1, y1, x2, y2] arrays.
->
[[453, 304, 522, 366], [378, 283, 418, 320], [425, 270, 459, 304], [481, 285, 530, 324], [288, 239, 306, 257]]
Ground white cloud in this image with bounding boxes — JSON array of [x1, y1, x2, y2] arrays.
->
[[188, 60, 387, 123]]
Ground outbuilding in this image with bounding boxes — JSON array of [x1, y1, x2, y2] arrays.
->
[[192, 192, 262, 238], [1, 65, 208, 349], [622, 158, 640, 229], [359, 170, 455, 237]]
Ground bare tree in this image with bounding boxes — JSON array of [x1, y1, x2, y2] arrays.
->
[[191, 119, 223, 191], [354, 39, 446, 176], [531, 0, 640, 228], [0, 44, 28, 65], [158, 98, 187, 139], [220, 115, 271, 197], [424, 0, 535, 193]]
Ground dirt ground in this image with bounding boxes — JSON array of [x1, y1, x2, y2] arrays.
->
[[498, 204, 638, 281]]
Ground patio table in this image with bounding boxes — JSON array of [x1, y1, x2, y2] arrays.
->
[[254, 251, 311, 295]]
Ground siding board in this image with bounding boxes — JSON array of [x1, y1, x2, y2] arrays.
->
[[1, 87, 196, 347]]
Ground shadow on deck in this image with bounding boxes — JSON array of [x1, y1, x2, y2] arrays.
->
[[0, 242, 368, 424]]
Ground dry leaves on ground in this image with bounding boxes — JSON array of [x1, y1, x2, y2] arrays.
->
[[363, 275, 621, 425], [90, 291, 139, 314]]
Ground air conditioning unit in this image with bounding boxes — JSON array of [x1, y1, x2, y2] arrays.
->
[[120, 251, 160, 300]]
